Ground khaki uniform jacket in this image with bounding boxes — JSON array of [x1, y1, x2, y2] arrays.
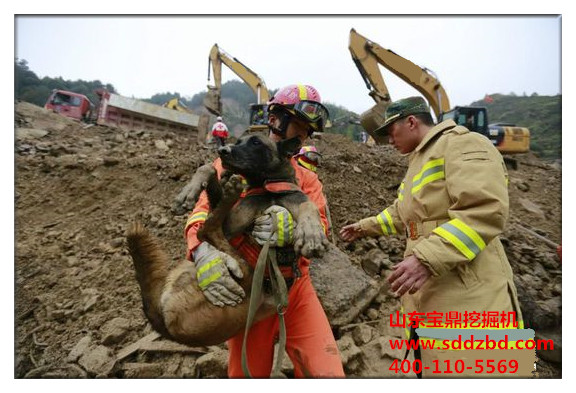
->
[[359, 120, 523, 328]]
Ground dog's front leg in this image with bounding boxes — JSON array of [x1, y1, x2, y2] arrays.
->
[[285, 198, 330, 258], [198, 174, 245, 263], [172, 164, 221, 214]]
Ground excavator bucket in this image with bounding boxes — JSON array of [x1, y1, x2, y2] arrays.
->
[[203, 87, 222, 116], [359, 101, 390, 145]]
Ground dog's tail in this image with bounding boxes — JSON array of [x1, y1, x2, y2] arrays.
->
[[126, 222, 173, 338]]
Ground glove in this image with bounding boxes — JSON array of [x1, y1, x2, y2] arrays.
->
[[193, 242, 245, 307], [252, 205, 296, 247]]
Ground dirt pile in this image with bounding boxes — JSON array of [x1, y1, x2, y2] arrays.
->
[[15, 101, 561, 378]]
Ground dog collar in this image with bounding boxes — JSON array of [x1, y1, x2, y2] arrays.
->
[[244, 181, 302, 197]]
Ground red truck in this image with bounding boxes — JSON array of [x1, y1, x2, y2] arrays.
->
[[44, 89, 95, 122], [44, 88, 210, 143]]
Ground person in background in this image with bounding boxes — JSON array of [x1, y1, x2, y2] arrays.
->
[[211, 115, 229, 147], [294, 145, 322, 173]]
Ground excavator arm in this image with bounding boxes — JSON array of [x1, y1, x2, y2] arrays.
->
[[349, 29, 391, 105], [204, 44, 270, 116], [348, 29, 451, 138]]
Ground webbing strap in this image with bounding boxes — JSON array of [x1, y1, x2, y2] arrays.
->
[[268, 248, 289, 378], [241, 227, 290, 378]]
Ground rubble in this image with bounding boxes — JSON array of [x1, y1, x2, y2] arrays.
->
[[14, 101, 561, 378]]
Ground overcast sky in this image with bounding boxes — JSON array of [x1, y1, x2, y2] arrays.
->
[[15, 15, 560, 116]]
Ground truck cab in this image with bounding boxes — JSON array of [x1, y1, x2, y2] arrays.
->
[[44, 89, 94, 122]]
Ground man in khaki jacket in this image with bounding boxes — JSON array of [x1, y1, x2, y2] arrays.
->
[[340, 97, 524, 377]]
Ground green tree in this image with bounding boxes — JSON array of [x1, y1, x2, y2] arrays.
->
[[15, 58, 118, 107]]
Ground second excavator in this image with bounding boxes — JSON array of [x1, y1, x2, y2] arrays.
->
[[348, 29, 530, 155], [204, 44, 270, 134]]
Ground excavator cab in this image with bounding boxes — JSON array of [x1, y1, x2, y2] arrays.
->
[[249, 104, 268, 125], [441, 106, 529, 156], [440, 106, 488, 135], [246, 103, 269, 135]]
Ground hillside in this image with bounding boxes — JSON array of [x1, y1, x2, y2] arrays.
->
[[15, 102, 561, 378], [15, 59, 561, 160], [470, 94, 562, 160]]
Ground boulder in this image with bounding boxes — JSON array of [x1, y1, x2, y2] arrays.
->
[[67, 335, 92, 363], [310, 244, 380, 327], [101, 317, 131, 346], [78, 345, 116, 377], [195, 349, 229, 378]]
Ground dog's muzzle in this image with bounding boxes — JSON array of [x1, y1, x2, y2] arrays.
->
[[218, 146, 232, 156]]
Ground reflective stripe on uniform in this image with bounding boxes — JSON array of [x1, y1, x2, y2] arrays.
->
[[297, 84, 308, 100], [433, 218, 486, 260], [298, 157, 317, 172], [268, 210, 295, 248], [186, 211, 208, 228], [398, 182, 405, 201], [411, 158, 445, 195], [196, 256, 223, 289], [376, 208, 397, 235]]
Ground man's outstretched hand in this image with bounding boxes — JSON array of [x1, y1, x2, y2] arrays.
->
[[339, 222, 364, 242]]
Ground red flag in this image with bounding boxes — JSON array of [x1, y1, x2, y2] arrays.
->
[[484, 94, 494, 104]]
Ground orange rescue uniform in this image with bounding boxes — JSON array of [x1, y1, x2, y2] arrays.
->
[[185, 157, 344, 378]]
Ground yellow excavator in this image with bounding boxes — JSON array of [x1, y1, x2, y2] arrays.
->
[[348, 29, 530, 155], [162, 97, 194, 113], [204, 44, 270, 134]]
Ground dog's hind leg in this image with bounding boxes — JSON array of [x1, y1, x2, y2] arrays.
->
[[127, 222, 174, 339]]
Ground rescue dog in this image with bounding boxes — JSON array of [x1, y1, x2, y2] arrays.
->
[[127, 133, 329, 346]]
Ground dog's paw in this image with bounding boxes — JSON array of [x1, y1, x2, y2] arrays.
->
[[221, 174, 244, 200], [293, 217, 330, 258]]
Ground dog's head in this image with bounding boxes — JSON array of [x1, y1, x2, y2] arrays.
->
[[218, 133, 301, 187]]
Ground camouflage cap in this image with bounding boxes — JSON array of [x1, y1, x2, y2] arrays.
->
[[374, 96, 430, 136]]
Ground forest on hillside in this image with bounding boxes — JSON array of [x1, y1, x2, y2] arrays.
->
[[14, 58, 561, 160], [471, 94, 561, 160]]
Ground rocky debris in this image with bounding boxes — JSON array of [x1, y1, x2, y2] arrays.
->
[[310, 243, 380, 327], [352, 324, 375, 346], [78, 345, 116, 377], [101, 317, 131, 346], [518, 198, 546, 218], [122, 362, 164, 378], [14, 102, 562, 378], [24, 364, 88, 378], [337, 335, 363, 374], [67, 336, 93, 363], [16, 127, 50, 140], [536, 328, 562, 364], [195, 349, 229, 378]]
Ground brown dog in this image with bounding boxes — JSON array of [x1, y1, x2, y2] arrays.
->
[[127, 134, 329, 346]]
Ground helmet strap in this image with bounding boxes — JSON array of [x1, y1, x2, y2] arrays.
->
[[269, 112, 292, 138]]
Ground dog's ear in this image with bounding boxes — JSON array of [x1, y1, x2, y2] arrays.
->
[[276, 137, 301, 158]]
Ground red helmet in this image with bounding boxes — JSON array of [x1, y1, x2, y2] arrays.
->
[[295, 145, 322, 172], [268, 84, 329, 132]]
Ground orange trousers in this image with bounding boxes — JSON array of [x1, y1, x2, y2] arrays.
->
[[227, 274, 345, 378]]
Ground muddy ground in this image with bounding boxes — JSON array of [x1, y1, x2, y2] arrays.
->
[[14, 102, 561, 378]]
